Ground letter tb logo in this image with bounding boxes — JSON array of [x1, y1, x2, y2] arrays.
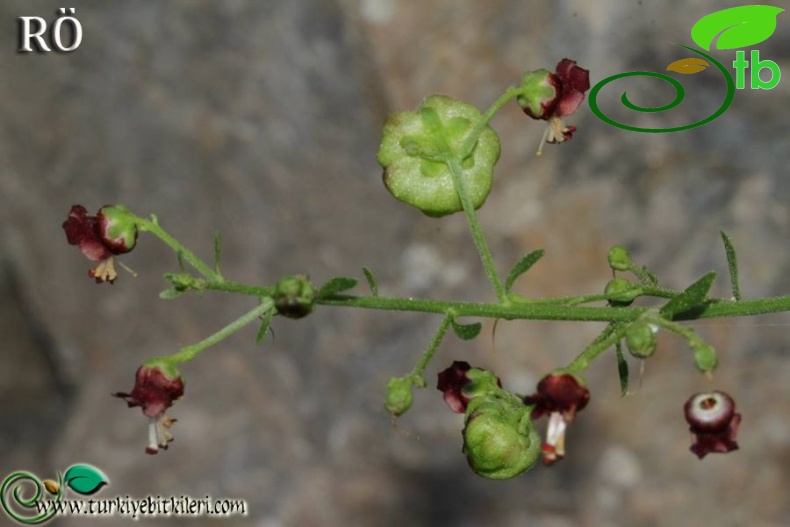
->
[[733, 50, 781, 90]]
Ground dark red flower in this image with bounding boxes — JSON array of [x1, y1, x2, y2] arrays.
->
[[523, 373, 590, 465], [62, 204, 138, 283], [436, 361, 502, 413], [437, 361, 473, 413], [113, 364, 184, 455], [517, 59, 590, 154], [552, 59, 591, 117], [684, 391, 741, 459]]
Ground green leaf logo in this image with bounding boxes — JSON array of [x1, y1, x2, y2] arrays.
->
[[691, 5, 784, 51], [63, 464, 109, 495]]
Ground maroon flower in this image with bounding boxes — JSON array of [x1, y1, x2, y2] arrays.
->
[[523, 373, 590, 465], [113, 364, 184, 454], [684, 391, 741, 459], [517, 59, 590, 154], [437, 361, 473, 413], [62, 204, 138, 283], [436, 361, 502, 413]]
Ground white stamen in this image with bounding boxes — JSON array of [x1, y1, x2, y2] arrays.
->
[[545, 412, 568, 457], [147, 417, 159, 453]]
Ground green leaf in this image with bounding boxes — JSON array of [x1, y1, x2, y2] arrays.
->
[[451, 318, 482, 340], [255, 308, 274, 345], [660, 272, 716, 318], [63, 464, 109, 495], [159, 288, 184, 300], [504, 249, 545, 292], [614, 341, 629, 397], [362, 267, 378, 297], [720, 231, 741, 301], [691, 5, 784, 51], [317, 277, 358, 299], [214, 230, 222, 273]]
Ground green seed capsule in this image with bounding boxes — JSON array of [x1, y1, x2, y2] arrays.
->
[[377, 95, 501, 217]]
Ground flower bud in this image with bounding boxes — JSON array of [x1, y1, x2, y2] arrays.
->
[[377, 95, 501, 217], [691, 342, 718, 373], [97, 204, 138, 254], [605, 277, 641, 306], [607, 245, 633, 271], [625, 321, 657, 358], [385, 376, 414, 417], [463, 397, 541, 479], [274, 275, 316, 319]]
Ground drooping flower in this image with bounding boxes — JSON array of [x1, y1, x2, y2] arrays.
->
[[684, 391, 741, 459], [523, 372, 590, 465], [62, 204, 138, 283], [517, 59, 591, 154], [113, 364, 184, 455]]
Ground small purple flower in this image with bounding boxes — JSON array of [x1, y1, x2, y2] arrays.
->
[[113, 364, 184, 455], [684, 391, 741, 459], [523, 373, 590, 465], [62, 204, 138, 283]]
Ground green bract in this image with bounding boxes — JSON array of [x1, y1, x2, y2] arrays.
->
[[462, 391, 541, 479], [377, 95, 501, 217]]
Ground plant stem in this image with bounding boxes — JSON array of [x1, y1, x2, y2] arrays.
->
[[444, 154, 507, 303], [410, 314, 453, 383], [167, 298, 274, 364], [567, 323, 630, 372], [136, 215, 222, 281], [460, 86, 522, 158]]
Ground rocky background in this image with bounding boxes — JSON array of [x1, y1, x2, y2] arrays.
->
[[1, 1, 789, 526]]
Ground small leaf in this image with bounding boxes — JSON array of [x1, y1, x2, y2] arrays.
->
[[451, 318, 482, 341], [159, 288, 184, 300], [214, 230, 222, 273], [660, 271, 716, 318], [362, 267, 378, 297], [720, 231, 741, 301], [255, 308, 274, 345], [615, 341, 629, 397], [317, 277, 358, 299], [666, 57, 710, 74], [63, 464, 109, 495], [691, 5, 784, 51], [505, 249, 545, 292]]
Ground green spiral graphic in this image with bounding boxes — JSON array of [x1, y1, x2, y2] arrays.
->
[[1, 471, 62, 525], [588, 44, 735, 133]]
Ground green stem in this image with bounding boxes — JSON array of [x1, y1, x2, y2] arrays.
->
[[460, 85, 522, 158], [444, 154, 507, 303], [136, 215, 222, 281], [409, 314, 453, 383], [567, 323, 630, 372], [167, 298, 274, 364]]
